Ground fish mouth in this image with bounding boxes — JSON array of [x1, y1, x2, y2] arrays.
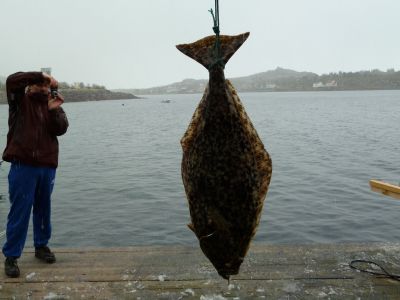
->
[[217, 257, 244, 280], [217, 268, 239, 280], [218, 270, 239, 280], [198, 232, 246, 279]]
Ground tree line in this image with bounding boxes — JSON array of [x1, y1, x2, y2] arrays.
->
[[58, 82, 106, 90], [235, 69, 400, 92], [317, 69, 400, 90], [0, 80, 137, 104], [0, 81, 106, 90], [3, 69, 400, 93]]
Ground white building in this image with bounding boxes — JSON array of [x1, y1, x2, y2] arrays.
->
[[313, 80, 338, 88]]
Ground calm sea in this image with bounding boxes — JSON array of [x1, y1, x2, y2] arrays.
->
[[0, 90, 399, 247]]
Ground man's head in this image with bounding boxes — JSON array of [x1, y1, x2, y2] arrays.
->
[[27, 74, 58, 97], [26, 73, 63, 109]]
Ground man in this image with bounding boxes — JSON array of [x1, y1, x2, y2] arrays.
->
[[2, 71, 69, 277]]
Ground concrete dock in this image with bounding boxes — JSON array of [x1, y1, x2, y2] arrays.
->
[[1, 243, 400, 299]]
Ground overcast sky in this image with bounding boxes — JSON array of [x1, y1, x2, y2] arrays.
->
[[1, 0, 400, 89]]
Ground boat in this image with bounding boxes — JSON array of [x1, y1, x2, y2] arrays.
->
[[161, 99, 171, 103], [369, 180, 400, 200]]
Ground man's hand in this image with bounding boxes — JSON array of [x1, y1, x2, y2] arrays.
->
[[42, 72, 58, 88], [48, 93, 64, 110]]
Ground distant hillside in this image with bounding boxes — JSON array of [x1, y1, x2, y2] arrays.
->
[[117, 78, 208, 95], [116, 67, 400, 94], [0, 80, 139, 104], [116, 68, 318, 94], [58, 88, 139, 103], [230, 68, 318, 92]]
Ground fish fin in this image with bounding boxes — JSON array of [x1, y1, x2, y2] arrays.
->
[[187, 223, 196, 233], [176, 32, 250, 70]]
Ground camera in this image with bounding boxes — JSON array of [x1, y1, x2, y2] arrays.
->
[[50, 88, 58, 98]]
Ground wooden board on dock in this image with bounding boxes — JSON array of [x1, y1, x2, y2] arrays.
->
[[1, 244, 400, 299], [370, 179, 400, 200]]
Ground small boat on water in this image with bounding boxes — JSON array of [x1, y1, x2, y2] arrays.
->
[[369, 179, 400, 200], [161, 99, 172, 103]]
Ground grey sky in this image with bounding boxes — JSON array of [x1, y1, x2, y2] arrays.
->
[[1, 0, 400, 89]]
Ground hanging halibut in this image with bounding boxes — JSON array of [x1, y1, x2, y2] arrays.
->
[[177, 32, 272, 279]]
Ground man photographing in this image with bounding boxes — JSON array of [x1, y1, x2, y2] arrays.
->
[[2, 71, 69, 277]]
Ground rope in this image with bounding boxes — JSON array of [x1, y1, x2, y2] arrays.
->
[[209, 0, 220, 35], [349, 259, 400, 281], [208, 0, 224, 68]]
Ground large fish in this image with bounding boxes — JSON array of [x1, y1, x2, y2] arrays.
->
[[177, 32, 272, 279]]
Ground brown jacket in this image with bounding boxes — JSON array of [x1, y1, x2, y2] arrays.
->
[[2, 72, 69, 168]]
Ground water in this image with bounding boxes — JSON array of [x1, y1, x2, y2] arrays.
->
[[0, 90, 399, 247]]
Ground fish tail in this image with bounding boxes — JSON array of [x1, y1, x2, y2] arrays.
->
[[176, 32, 250, 70]]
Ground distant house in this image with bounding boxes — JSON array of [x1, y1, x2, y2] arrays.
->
[[313, 80, 338, 88], [72, 82, 84, 89], [264, 83, 277, 89]]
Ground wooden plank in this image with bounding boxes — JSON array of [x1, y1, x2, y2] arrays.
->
[[2, 278, 400, 299], [370, 179, 400, 200], [1, 244, 400, 299]]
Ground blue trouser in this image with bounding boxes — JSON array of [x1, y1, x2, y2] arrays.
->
[[2, 162, 56, 258]]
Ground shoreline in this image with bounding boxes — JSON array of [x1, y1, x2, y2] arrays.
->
[[129, 88, 400, 97], [2, 88, 400, 105], [0, 89, 141, 105]]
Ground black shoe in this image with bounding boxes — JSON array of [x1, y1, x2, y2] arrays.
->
[[35, 246, 56, 263], [5, 257, 20, 278]]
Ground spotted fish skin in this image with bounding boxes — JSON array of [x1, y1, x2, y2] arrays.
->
[[177, 32, 272, 279]]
